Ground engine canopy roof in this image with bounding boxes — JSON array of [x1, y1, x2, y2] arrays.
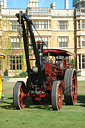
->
[[43, 48, 75, 57]]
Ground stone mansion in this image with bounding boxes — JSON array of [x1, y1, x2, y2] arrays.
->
[[0, 0, 85, 76]]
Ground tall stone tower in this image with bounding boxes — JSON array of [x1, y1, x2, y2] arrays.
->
[[27, 0, 39, 8]]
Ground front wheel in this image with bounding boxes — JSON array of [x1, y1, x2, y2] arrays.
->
[[13, 81, 27, 109], [51, 81, 63, 111]]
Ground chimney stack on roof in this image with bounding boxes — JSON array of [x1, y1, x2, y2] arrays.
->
[[27, 0, 39, 8], [65, 0, 68, 9], [50, 2, 56, 9], [0, 0, 7, 8]]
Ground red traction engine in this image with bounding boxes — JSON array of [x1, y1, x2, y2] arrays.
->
[[13, 12, 77, 111]]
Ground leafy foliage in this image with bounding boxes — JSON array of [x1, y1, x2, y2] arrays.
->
[[70, 59, 75, 69], [19, 71, 27, 77], [4, 69, 8, 76], [13, 71, 27, 78]]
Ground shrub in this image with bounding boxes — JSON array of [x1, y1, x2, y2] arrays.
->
[[19, 71, 27, 77], [4, 69, 8, 76], [70, 59, 75, 69]]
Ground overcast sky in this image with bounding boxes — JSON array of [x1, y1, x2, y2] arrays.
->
[[7, 0, 74, 9]]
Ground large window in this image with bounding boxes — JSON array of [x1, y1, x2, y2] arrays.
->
[[10, 56, 22, 70], [82, 37, 85, 47], [79, 55, 85, 69], [82, 21, 85, 29], [77, 20, 85, 30], [11, 21, 19, 30], [35, 37, 48, 47], [78, 36, 80, 47], [59, 37, 67, 47], [77, 36, 85, 47], [11, 38, 20, 48], [78, 21, 80, 30], [82, 55, 85, 69], [59, 21, 67, 30], [33, 21, 48, 29], [79, 55, 81, 69]]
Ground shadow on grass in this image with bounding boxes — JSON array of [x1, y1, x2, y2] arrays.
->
[[26, 95, 85, 110], [26, 97, 52, 110], [77, 95, 85, 107], [0, 97, 15, 110], [1, 95, 85, 110], [0, 97, 52, 110]]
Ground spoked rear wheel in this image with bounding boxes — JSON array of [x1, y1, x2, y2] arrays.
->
[[13, 81, 27, 109], [51, 81, 63, 110], [64, 69, 77, 105], [0, 76, 2, 100]]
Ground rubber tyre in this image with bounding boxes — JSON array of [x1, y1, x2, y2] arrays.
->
[[64, 69, 70, 104], [51, 81, 63, 111], [64, 69, 77, 105], [13, 81, 27, 109]]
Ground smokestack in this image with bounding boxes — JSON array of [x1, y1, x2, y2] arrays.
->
[[65, 0, 68, 9], [36, 40, 44, 66]]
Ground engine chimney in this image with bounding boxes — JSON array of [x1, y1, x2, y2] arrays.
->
[[36, 40, 44, 66], [65, 0, 68, 9]]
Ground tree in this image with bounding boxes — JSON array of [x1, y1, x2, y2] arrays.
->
[[4, 69, 8, 76], [70, 59, 75, 69]]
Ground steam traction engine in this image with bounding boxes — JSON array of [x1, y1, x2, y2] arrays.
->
[[13, 12, 77, 110]]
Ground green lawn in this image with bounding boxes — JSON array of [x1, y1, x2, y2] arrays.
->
[[0, 81, 85, 128]]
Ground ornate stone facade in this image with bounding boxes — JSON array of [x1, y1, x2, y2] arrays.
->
[[0, 0, 85, 76]]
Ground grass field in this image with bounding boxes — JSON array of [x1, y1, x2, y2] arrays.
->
[[0, 81, 85, 128]]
